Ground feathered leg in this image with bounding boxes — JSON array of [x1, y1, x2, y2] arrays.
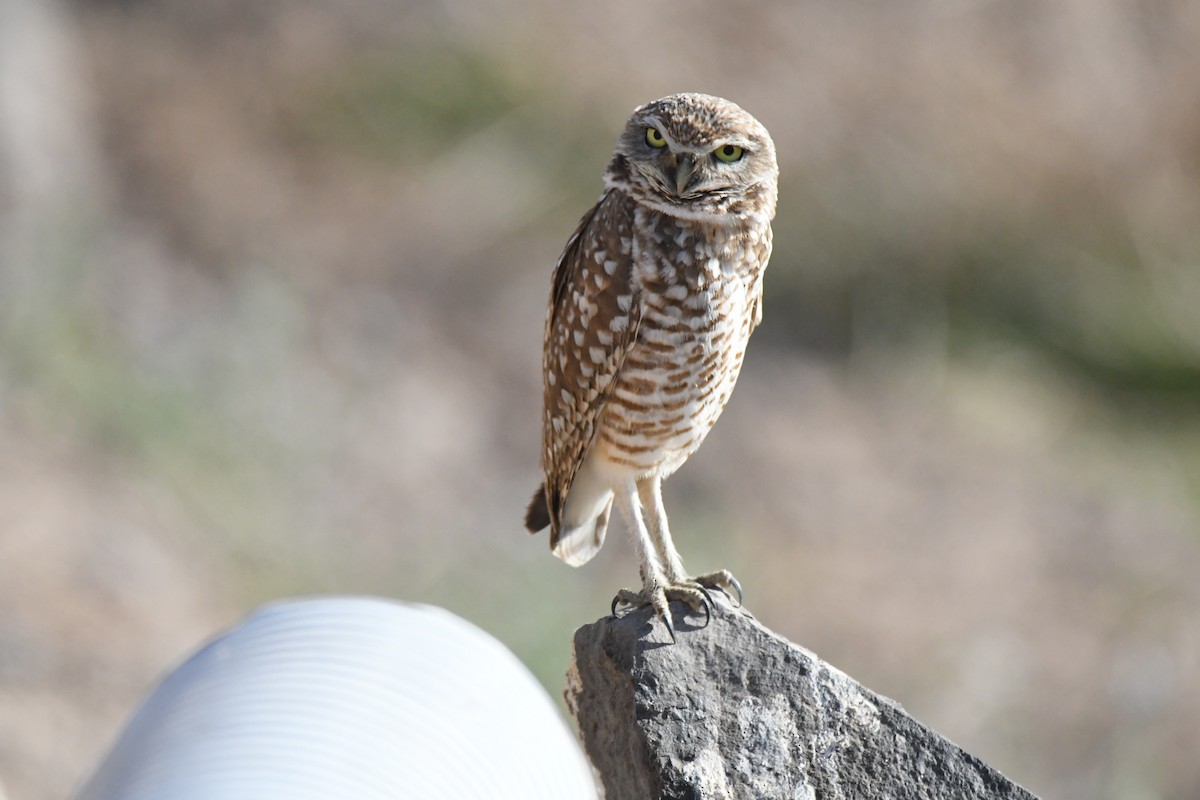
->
[[609, 479, 710, 642], [639, 476, 743, 607]]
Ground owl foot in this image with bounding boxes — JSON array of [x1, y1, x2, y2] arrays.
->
[[610, 583, 714, 643], [692, 569, 743, 607]]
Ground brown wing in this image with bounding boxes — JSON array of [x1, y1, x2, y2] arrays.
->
[[749, 225, 773, 330], [535, 190, 640, 541]]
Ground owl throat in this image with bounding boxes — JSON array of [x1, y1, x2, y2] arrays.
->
[[629, 193, 770, 296]]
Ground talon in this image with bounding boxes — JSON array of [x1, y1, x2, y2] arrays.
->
[[694, 584, 716, 614], [661, 610, 677, 643], [605, 581, 718, 643], [724, 574, 744, 607], [610, 588, 641, 620], [694, 570, 743, 608]]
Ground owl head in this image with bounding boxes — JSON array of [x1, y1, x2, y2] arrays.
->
[[605, 93, 778, 223]]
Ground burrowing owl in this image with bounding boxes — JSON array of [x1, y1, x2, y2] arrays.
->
[[525, 93, 778, 639]]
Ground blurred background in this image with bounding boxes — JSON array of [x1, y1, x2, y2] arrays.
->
[[1, 1, 1198, 798]]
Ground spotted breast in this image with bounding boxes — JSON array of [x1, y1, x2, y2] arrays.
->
[[595, 205, 770, 479]]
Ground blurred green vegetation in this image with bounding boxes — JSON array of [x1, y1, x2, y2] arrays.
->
[[288, 47, 524, 160], [281, 44, 611, 206]]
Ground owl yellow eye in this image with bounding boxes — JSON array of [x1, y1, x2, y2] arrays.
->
[[645, 127, 667, 148], [714, 144, 744, 163]]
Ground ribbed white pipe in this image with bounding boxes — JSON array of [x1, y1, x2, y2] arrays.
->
[[76, 597, 597, 800]]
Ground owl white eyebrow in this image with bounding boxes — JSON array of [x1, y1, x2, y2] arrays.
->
[[711, 137, 755, 153], [642, 117, 684, 150]]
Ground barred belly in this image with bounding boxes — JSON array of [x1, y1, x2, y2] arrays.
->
[[596, 276, 753, 478]]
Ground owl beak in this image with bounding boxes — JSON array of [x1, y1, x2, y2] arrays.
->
[[672, 153, 696, 195]]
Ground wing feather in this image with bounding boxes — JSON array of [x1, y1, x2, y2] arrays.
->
[[538, 190, 640, 542]]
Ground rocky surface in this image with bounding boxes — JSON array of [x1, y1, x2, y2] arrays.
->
[[567, 600, 1038, 800]]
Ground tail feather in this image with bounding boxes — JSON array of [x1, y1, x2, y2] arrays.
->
[[539, 454, 613, 567], [551, 494, 613, 567], [524, 485, 551, 533]]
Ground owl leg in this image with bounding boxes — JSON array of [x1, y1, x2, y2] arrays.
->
[[638, 476, 743, 608], [636, 476, 687, 580], [610, 479, 709, 643]]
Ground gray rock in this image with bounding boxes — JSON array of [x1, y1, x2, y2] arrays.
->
[[566, 599, 1038, 800]]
